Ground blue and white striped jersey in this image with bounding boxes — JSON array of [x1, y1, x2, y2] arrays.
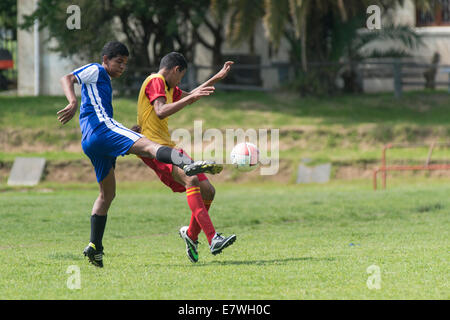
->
[[71, 62, 143, 182], [72, 63, 114, 140]]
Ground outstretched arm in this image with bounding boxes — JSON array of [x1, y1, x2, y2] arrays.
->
[[182, 61, 233, 98], [58, 74, 79, 124], [154, 86, 215, 119]]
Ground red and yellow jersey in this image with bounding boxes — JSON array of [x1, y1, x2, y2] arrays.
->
[[137, 73, 182, 147]]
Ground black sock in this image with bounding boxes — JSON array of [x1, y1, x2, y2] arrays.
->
[[155, 146, 194, 169], [90, 214, 107, 251]]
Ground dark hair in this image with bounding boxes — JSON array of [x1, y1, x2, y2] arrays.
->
[[101, 41, 129, 60], [159, 52, 187, 71]]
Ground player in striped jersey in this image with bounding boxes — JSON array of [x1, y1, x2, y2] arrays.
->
[[58, 42, 223, 267]]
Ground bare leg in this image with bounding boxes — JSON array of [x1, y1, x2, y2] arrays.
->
[[199, 179, 216, 202], [127, 137, 160, 159], [87, 167, 115, 259], [128, 137, 194, 167], [92, 167, 116, 216], [172, 165, 200, 188], [128, 137, 222, 176]]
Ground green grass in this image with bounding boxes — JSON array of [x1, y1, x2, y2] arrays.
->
[[0, 180, 448, 299], [1, 89, 448, 300], [2, 90, 450, 129]]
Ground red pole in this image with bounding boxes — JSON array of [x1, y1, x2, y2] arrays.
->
[[381, 144, 391, 190], [373, 169, 378, 190]]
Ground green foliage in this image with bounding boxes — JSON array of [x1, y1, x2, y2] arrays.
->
[[348, 25, 424, 61], [263, 0, 290, 49], [19, 0, 214, 68], [227, 0, 264, 49], [20, 0, 115, 63], [287, 67, 340, 96], [0, 0, 17, 40]]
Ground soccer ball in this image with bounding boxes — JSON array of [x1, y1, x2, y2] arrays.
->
[[230, 142, 259, 172]]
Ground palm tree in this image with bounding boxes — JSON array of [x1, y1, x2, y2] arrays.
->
[[226, 0, 432, 68], [226, 0, 265, 53], [224, 0, 432, 93], [227, 0, 369, 72]]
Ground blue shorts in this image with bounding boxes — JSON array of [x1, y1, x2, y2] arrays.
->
[[81, 120, 143, 182]]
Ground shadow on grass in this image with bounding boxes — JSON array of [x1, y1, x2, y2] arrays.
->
[[206, 256, 336, 266], [149, 256, 335, 268]]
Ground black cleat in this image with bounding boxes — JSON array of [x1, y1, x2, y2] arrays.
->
[[183, 160, 223, 176], [83, 242, 104, 268], [210, 233, 236, 255]]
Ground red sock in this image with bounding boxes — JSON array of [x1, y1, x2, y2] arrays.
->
[[187, 214, 201, 242], [186, 187, 215, 244], [187, 199, 213, 242]]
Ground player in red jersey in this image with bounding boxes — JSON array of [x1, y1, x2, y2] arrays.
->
[[134, 52, 235, 262]]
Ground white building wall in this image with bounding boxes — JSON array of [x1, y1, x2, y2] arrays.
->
[[17, 0, 36, 96], [363, 0, 450, 92], [39, 32, 82, 96], [17, 0, 80, 96], [194, 19, 291, 90]]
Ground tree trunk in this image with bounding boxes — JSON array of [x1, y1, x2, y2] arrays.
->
[[301, 32, 307, 73]]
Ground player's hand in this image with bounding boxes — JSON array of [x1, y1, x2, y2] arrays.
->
[[215, 61, 234, 80], [189, 86, 215, 104], [57, 101, 78, 124]]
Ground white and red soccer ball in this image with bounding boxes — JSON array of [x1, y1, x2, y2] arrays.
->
[[230, 142, 259, 172]]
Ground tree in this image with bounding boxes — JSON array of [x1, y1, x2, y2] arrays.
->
[[227, 0, 264, 54], [19, 0, 220, 69], [197, 0, 228, 69], [0, 0, 17, 40], [224, 0, 432, 94]]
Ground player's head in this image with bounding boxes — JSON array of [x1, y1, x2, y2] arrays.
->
[[101, 41, 129, 78], [159, 52, 187, 88]]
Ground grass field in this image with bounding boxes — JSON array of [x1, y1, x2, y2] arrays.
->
[[0, 180, 448, 299], [0, 91, 449, 300]]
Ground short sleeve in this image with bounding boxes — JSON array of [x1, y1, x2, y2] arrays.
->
[[173, 86, 182, 102], [145, 78, 167, 104], [72, 63, 99, 85]]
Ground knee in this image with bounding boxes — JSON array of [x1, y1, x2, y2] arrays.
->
[[137, 138, 157, 159], [100, 190, 116, 204], [185, 175, 200, 188], [202, 184, 216, 200], [145, 145, 156, 158]]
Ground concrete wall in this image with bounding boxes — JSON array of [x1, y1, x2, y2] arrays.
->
[[17, 0, 80, 96], [392, 0, 450, 64], [39, 31, 81, 96], [193, 19, 291, 90], [361, 0, 450, 92], [17, 0, 36, 96]]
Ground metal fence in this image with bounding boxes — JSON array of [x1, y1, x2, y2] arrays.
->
[[357, 59, 450, 97], [187, 60, 450, 96]]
